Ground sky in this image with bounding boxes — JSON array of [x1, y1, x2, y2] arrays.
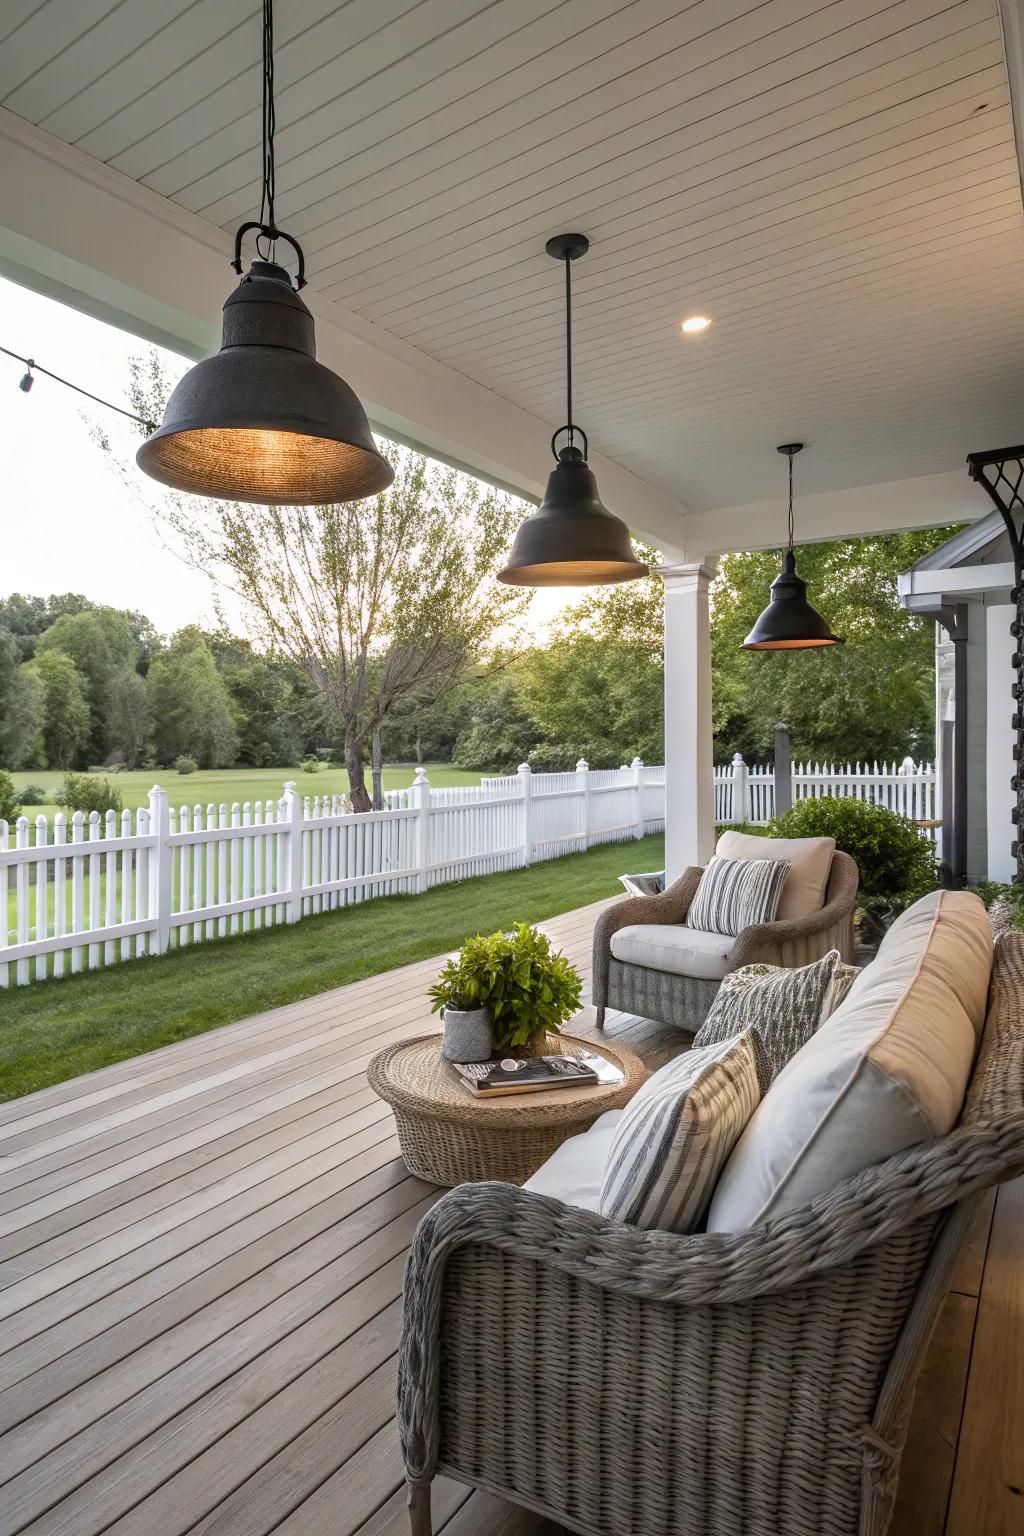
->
[[0, 274, 572, 638]]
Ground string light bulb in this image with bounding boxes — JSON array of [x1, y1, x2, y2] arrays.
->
[[19, 362, 33, 393]]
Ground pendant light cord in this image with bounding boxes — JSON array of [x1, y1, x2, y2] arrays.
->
[[564, 253, 574, 450], [259, 0, 277, 253], [787, 449, 795, 553]]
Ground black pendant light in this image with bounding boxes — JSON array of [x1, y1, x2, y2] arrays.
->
[[137, 0, 393, 506], [498, 234, 648, 586], [742, 443, 843, 650]]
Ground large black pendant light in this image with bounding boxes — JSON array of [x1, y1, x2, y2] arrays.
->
[[498, 234, 648, 586], [137, 0, 393, 506], [742, 443, 843, 650]]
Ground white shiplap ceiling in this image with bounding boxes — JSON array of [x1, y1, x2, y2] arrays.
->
[[2, 0, 1022, 512]]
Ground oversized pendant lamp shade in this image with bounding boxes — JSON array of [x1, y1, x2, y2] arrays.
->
[[498, 235, 648, 586], [742, 444, 843, 650], [137, 2, 392, 507]]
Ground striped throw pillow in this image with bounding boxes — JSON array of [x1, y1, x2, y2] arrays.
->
[[599, 1032, 760, 1232], [685, 855, 790, 937], [692, 949, 857, 1095]]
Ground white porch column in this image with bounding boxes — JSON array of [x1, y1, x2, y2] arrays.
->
[[660, 562, 716, 880]]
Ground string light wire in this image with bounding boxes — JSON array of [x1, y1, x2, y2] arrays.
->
[[1, 342, 155, 432]]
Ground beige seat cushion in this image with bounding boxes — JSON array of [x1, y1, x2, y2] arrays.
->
[[610, 923, 735, 981], [716, 830, 835, 919], [523, 1109, 622, 1213], [706, 889, 992, 1233]]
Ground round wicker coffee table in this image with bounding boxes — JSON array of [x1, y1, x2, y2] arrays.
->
[[368, 1031, 647, 1187]]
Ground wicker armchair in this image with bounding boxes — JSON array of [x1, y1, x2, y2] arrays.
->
[[399, 933, 1024, 1536], [593, 849, 859, 1033]]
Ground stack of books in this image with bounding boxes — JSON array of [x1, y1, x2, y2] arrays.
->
[[451, 1052, 616, 1097]]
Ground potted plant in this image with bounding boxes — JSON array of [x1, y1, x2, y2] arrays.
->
[[429, 923, 583, 1060]]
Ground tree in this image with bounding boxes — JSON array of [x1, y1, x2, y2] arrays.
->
[[710, 530, 957, 763], [146, 629, 238, 768], [0, 628, 43, 769], [104, 670, 151, 768], [125, 361, 530, 809], [27, 650, 91, 768], [36, 607, 141, 761]]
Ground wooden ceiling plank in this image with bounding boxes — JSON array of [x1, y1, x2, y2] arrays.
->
[[0, 0, 124, 101], [315, 15, 999, 303]]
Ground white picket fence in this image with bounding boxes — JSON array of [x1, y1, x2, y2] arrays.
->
[[714, 754, 937, 828], [0, 759, 665, 988]]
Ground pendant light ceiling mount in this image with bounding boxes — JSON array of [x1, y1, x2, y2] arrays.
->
[[742, 441, 844, 651], [498, 233, 648, 587], [136, 0, 392, 507]]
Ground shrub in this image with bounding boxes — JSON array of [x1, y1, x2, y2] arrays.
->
[[429, 922, 583, 1052], [300, 757, 322, 774], [769, 796, 937, 915], [0, 771, 21, 823], [973, 881, 1024, 933], [174, 755, 198, 775], [17, 783, 48, 806], [54, 773, 124, 817]]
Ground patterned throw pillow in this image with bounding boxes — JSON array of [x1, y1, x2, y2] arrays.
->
[[692, 949, 857, 1095], [599, 1032, 760, 1232], [685, 855, 790, 937]]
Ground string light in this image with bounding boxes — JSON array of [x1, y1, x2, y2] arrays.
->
[[2, 343, 155, 431]]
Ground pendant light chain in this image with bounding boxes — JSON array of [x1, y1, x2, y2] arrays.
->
[[258, 0, 277, 258], [564, 253, 574, 450]]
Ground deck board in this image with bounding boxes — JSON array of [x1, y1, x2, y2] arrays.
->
[[0, 895, 1016, 1534]]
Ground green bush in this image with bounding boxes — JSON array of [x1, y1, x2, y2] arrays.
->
[[300, 757, 322, 774], [769, 795, 937, 914], [973, 881, 1024, 931], [54, 773, 124, 817], [0, 771, 21, 823], [429, 922, 583, 1051], [16, 783, 48, 806], [174, 755, 198, 775]]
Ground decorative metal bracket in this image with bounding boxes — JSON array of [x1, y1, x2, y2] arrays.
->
[[966, 447, 1024, 883]]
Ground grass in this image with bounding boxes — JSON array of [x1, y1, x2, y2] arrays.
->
[[0, 832, 664, 1102], [7, 762, 490, 815]]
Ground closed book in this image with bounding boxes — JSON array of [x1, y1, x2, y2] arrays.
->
[[452, 1054, 600, 1097]]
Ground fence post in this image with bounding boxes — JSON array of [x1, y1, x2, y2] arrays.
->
[[576, 758, 591, 850], [631, 756, 645, 840], [518, 762, 533, 866], [147, 785, 172, 956], [730, 752, 749, 824], [413, 765, 431, 893], [283, 781, 303, 923], [773, 723, 793, 817]]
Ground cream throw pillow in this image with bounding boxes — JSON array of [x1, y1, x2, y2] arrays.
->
[[707, 890, 992, 1233], [715, 831, 835, 920]]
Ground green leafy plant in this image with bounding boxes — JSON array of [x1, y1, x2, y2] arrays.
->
[[300, 757, 322, 774], [15, 783, 47, 806], [174, 755, 198, 775], [769, 796, 937, 916], [973, 881, 1024, 931], [0, 771, 21, 823], [429, 922, 583, 1051], [54, 773, 124, 817]]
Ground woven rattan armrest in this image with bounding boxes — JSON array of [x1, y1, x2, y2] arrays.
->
[[726, 849, 860, 969], [592, 867, 703, 1006]]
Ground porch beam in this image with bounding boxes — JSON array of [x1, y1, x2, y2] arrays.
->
[[0, 110, 690, 555]]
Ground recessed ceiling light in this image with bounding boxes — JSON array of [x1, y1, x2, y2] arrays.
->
[[681, 315, 712, 334]]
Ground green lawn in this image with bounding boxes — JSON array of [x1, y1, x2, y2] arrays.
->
[[7, 762, 490, 815], [0, 833, 664, 1102]]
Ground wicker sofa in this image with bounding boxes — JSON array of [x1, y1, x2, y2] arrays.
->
[[398, 926, 1024, 1536], [593, 843, 859, 1034]]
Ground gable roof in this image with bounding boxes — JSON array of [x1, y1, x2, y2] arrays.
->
[[906, 512, 1009, 572]]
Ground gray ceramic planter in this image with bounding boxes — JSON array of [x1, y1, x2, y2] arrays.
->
[[441, 1006, 494, 1063]]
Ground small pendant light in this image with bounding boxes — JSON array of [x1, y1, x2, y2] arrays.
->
[[137, 0, 393, 506], [498, 234, 648, 586], [742, 443, 844, 650]]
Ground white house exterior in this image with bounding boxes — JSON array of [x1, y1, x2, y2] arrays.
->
[[898, 512, 1016, 884]]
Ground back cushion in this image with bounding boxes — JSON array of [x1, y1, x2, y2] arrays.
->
[[706, 889, 992, 1233], [716, 831, 835, 919]]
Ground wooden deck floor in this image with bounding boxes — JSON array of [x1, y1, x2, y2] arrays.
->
[[0, 898, 1020, 1536]]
